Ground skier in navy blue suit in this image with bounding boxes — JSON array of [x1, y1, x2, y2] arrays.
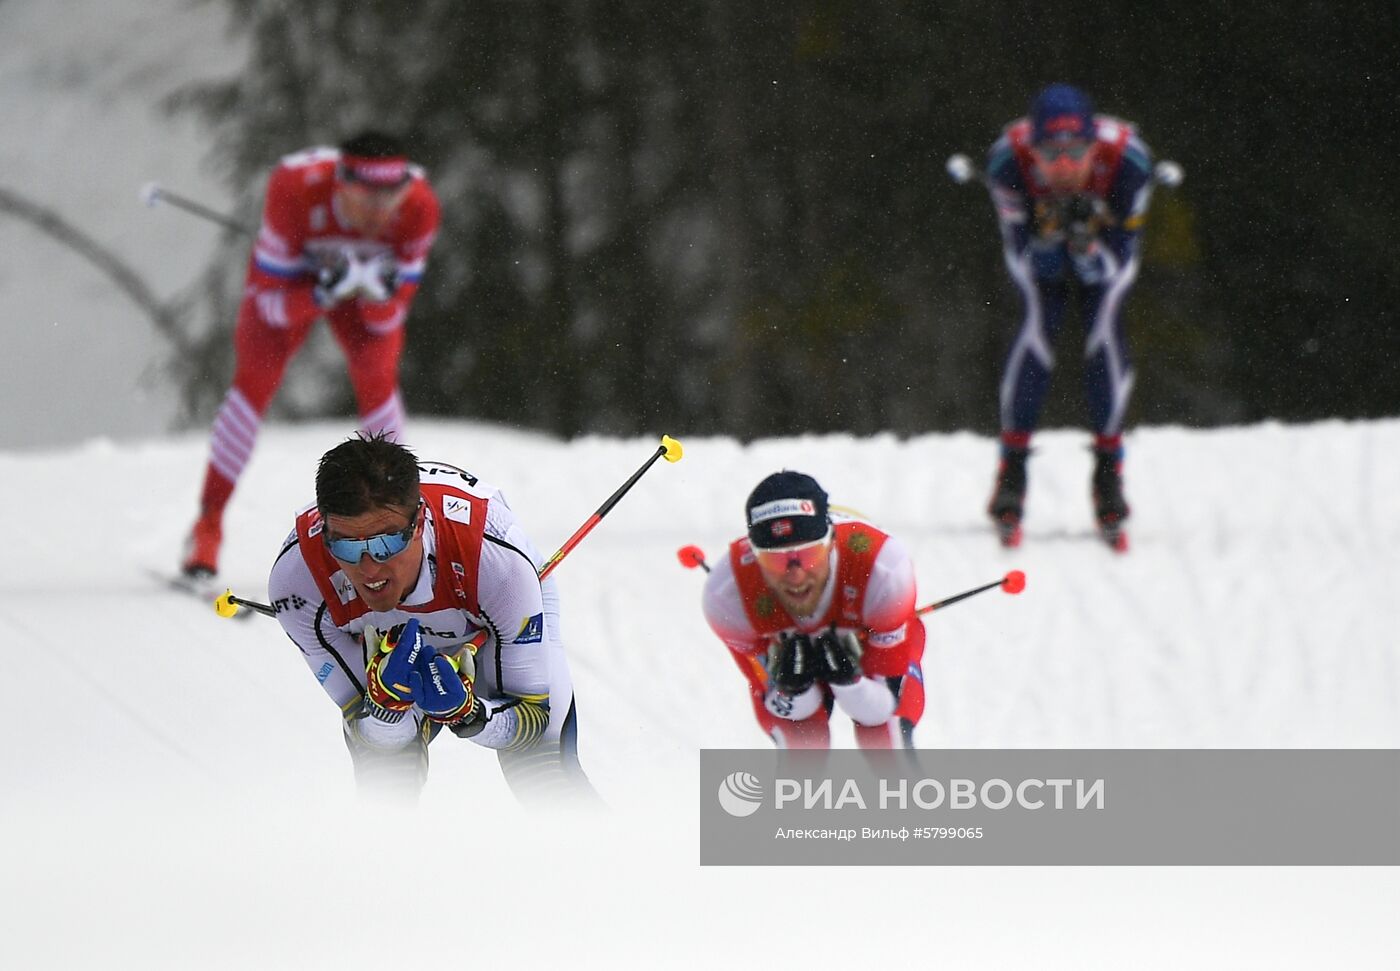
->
[[982, 84, 1156, 551]]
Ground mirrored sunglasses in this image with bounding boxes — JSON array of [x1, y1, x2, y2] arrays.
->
[[324, 504, 421, 564], [753, 530, 833, 575]]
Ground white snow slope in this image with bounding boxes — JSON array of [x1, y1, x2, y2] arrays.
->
[[2, 419, 1398, 968]]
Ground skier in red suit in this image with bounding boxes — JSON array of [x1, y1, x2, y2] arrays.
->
[[182, 131, 441, 578], [702, 471, 927, 749]]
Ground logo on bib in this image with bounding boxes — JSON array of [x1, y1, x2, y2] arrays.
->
[[443, 496, 473, 526]]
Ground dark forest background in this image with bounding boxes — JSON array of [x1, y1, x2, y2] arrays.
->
[[168, 1, 1400, 440]]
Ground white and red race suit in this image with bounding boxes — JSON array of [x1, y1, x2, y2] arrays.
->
[[702, 515, 927, 749], [268, 461, 585, 792]]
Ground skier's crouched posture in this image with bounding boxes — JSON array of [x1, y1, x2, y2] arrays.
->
[[702, 471, 927, 749], [268, 434, 591, 803]]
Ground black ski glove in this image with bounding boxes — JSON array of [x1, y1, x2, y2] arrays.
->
[[767, 632, 816, 695], [812, 625, 863, 686], [1062, 193, 1105, 255]]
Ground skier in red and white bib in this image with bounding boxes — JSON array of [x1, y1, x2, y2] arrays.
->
[[183, 131, 441, 578], [267, 435, 591, 802], [702, 471, 927, 749]]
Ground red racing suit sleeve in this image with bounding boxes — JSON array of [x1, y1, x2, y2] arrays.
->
[[243, 164, 326, 329]]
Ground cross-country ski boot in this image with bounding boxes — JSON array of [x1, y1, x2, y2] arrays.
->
[[181, 511, 223, 580], [987, 446, 1029, 548], [1091, 447, 1130, 553]]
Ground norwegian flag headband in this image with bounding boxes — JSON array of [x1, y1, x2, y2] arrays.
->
[[340, 154, 411, 188]]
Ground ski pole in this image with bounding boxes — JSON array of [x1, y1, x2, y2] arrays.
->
[[214, 589, 276, 619], [916, 570, 1025, 616], [140, 182, 253, 235], [677, 544, 1025, 613], [216, 436, 684, 618], [538, 435, 684, 582]]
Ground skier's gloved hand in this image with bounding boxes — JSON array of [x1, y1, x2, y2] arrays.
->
[[812, 625, 863, 686], [767, 632, 816, 695], [314, 254, 360, 307], [1030, 197, 1065, 243], [1063, 193, 1108, 256], [447, 701, 489, 738], [365, 618, 426, 722], [410, 647, 480, 726], [357, 256, 399, 303]]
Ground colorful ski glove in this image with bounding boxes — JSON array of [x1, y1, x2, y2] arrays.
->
[[411, 649, 479, 725], [364, 619, 426, 721], [364, 619, 486, 730]]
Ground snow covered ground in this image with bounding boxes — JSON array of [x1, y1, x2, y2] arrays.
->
[[4, 0, 1398, 964], [2, 418, 1398, 967]]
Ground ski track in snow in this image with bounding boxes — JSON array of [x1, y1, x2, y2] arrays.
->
[[4, 420, 1400, 962], [11, 417, 1398, 760]]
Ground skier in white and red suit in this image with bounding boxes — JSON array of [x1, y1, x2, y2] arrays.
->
[[182, 131, 441, 578], [702, 471, 927, 749], [267, 435, 592, 803]]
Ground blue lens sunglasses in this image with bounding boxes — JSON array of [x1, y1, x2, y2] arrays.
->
[[323, 501, 423, 564]]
